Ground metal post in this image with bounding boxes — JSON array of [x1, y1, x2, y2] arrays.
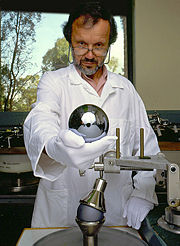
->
[[140, 128, 144, 159], [116, 128, 120, 159], [83, 235, 98, 246]]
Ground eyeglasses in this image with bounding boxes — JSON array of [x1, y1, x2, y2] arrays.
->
[[72, 46, 108, 57]]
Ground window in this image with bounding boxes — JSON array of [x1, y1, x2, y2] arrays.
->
[[111, 16, 128, 78], [0, 2, 132, 112]]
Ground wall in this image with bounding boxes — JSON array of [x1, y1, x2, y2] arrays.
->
[[134, 0, 180, 110]]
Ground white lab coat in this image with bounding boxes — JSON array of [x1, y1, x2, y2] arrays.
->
[[23, 64, 160, 228]]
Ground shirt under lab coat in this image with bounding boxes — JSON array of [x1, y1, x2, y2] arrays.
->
[[23, 64, 160, 228]]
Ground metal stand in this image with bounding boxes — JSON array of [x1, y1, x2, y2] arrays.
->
[[158, 206, 180, 234], [83, 234, 97, 246], [76, 217, 105, 246]]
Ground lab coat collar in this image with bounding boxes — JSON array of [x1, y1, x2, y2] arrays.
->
[[99, 72, 124, 106], [107, 71, 124, 89], [69, 64, 85, 85], [69, 64, 124, 90]]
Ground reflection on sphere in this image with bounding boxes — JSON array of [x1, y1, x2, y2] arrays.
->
[[68, 104, 109, 142]]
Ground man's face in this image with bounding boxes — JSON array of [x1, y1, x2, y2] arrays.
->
[[71, 16, 110, 76]]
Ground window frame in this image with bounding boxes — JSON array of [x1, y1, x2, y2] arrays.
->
[[0, 0, 133, 82]]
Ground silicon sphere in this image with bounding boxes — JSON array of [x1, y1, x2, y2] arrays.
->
[[68, 104, 109, 142], [77, 204, 104, 222]]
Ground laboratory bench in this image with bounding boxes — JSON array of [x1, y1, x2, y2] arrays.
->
[[0, 192, 179, 246], [159, 141, 180, 151], [0, 142, 180, 246], [15, 198, 180, 246]]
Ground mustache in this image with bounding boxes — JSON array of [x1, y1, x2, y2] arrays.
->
[[81, 57, 97, 63]]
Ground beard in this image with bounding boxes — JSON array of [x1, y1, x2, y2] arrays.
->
[[76, 62, 99, 76], [72, 51, 105, 76]]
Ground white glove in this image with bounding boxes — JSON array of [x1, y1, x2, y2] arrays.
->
[[45, 130, 117, 170], [123, 197, 154, 230]]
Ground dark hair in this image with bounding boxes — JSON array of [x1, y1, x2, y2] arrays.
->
[[63, 0, 117, 46]]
